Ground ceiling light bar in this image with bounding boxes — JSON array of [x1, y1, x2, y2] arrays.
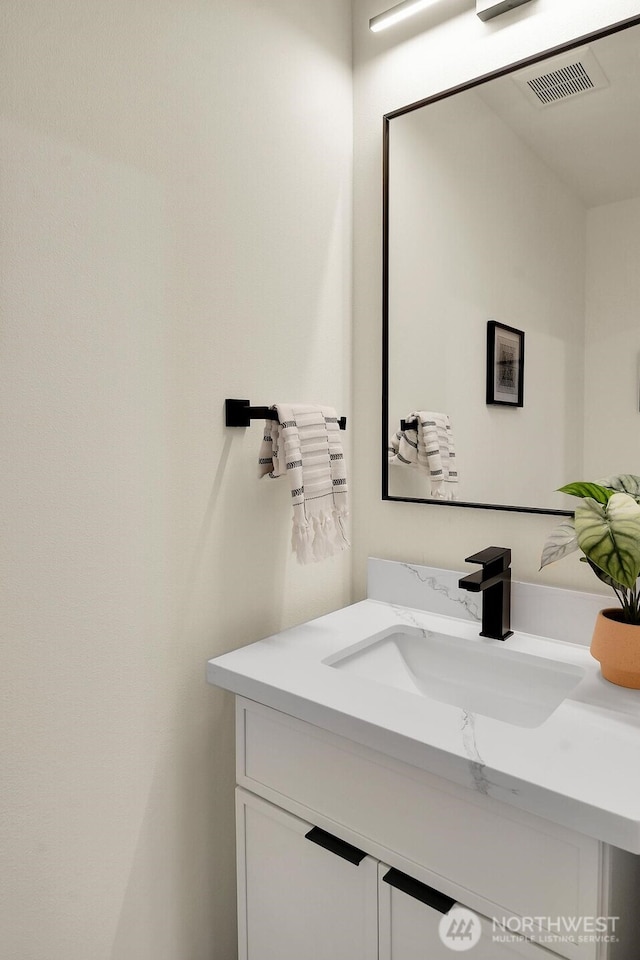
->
[[476, 0, 532, 21], [369, 0, 440, 33]]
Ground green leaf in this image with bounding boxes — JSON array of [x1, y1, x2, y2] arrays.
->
[[558, 482, 614, 504], [574, 493, 640, 590], [598, 475, 640, 502], [580, 556, 621, 590], [540, 519, 578, 569]]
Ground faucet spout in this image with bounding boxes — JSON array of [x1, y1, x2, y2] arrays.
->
[[458, 546, 513, 641], [457, 568, 509, 593]]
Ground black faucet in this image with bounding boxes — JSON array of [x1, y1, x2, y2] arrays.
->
[[458, 547, 513, 641]]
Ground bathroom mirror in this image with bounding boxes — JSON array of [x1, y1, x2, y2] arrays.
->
[[383, 17, 640, 514]]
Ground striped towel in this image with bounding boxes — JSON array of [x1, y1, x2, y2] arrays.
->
[[258, 404, 350, 564], [388, 411, 458, 500]]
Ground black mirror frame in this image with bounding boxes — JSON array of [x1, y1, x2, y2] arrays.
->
[[381, 14, 640, 517]]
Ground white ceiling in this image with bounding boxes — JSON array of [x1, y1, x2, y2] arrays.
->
[[477, 23, 640, 209]]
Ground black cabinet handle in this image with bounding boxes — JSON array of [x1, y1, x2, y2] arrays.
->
[[383, 868, 455, 914], [304, 827, 367, 865]]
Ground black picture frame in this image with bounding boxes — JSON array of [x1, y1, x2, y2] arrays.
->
[[486, 321, 524, 407]]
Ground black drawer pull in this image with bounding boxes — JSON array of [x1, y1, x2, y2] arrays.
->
[[383, 868, 455, 914], [304, 827, 367, 865]]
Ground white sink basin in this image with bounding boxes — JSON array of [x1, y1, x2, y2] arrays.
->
[[324, 625, 585, 728]]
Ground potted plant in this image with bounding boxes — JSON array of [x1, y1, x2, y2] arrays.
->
[[540, 474, 640, 688]]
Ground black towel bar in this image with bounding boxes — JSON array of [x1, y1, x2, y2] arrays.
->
[[225, 399, 346, 430], [400, 418, 418, 432]]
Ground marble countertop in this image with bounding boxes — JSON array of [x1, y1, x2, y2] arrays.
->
[[207, 560, 640, 853]]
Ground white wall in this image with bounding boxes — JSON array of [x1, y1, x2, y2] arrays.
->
[[352, 0, 640, 597], [584, 196, 640, 478], [387, 90, 585, 507], [0, 3, 352, 959], [6, 2, 640, 956]]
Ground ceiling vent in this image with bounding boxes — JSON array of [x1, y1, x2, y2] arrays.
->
[[513, 46, 609, 108]]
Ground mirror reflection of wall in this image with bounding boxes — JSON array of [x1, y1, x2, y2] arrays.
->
[[385, 20, 640, 513]]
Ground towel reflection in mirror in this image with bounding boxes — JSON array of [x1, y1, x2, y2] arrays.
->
[[388, 411, 458, 500]]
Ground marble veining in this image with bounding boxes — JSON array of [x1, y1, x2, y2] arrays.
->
[[461, 711, 489, 795], [460, 711, 520, 799], [389, 603, 422, 629], [368, 557, 608, 646], [390, 603, 436, 634], [399, 563, 482, 620]]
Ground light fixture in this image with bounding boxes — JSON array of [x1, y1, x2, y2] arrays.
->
[[369, 0, 534, 31], [369, 0, 441, 33], [476, 0, 532, 21]]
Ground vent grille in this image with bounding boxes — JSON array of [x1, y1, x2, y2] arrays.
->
[[513, 46, 609, 108], [527, 62, 594, 104]]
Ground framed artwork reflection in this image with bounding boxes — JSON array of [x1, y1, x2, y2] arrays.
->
[[486, 321, 524, 407]]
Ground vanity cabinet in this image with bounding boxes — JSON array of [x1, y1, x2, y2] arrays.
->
[[238, 789, 542, 960], [237, 789, 378, 960], [378, 863, 543, 960], [234, 697, 640, 960]]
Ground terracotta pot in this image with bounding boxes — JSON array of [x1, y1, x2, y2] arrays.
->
[[590, 609, 640, 689]]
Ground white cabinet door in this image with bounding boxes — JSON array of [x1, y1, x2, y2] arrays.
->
[[378, 863, 554, 960], [237, 789, 379, 960]]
